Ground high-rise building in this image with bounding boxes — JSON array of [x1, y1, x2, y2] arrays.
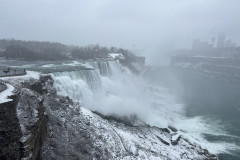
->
[[192, 39, 212, 50], [226, 39, 236, 48], [211, 37, 215, 47], [217, 33, 225, 48]]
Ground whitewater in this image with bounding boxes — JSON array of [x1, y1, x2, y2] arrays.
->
[[50, 60, 238, 157]]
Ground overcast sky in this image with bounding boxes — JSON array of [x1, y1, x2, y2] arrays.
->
[[0, 0, 240, 64]]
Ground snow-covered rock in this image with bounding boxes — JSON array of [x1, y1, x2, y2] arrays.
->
[[0, 71, 218, 160], [0, 83, 14, 103], [41, 82, 218, 160]]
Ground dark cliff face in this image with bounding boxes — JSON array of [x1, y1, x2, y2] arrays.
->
[[0, 95, 22, 160], [17, 87, 48, 159], [0, 75, 49, 160]]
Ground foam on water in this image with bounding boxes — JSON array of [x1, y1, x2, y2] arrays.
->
[[144, 84, 239, 154]]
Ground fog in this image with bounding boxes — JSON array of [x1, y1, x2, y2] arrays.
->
[[1, 0, 240, 64], [1, 1, 240, 159]]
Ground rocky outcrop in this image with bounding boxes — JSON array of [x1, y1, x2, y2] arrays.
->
[[17, 87, 48, 159], [41, 102, 218, 160], [0, 73, 219, 160], [39, 75, 218, 159], [0, 74, 48, 160]]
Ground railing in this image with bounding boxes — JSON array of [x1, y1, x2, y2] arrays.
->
[[0, 68, 26, 77]]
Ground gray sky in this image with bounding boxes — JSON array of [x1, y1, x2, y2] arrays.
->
[[0, 0, 240, 64]]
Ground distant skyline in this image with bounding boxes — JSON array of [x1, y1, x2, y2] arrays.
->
[[1, 0, 240, 64]]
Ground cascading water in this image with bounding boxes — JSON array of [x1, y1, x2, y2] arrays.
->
[[88, 60, 122, 76], [51, 60, 127, 109], [51, 60, 147, 114], [52, 69, 102, 107], [51, 59, 237, 156]]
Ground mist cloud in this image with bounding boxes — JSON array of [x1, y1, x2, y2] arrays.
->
[[0, 0, 240, 64]]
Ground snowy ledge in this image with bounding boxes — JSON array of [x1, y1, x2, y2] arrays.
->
[[79, 107, 218, 159], [0, 71, 40, 104], [0, 83, 14, 104], [1, 71, 40, 81]]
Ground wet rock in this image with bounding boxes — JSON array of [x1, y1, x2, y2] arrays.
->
[[161, 128, 170, 133], [30, 80, 42, 94], [40, 75, 52, 83], [156, 135, 170, 145], [171, 133, 181, 145], [168, 125, 178, 132], [180, 129, 187, 133]]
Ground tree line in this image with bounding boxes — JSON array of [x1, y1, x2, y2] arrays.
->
[[0, 39, 139, 62]]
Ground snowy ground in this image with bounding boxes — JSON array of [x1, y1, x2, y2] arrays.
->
[[0, 71, 40, 104], [1, 71, 40, 81], [0, 83, 14, 103], [77, 107, 217, 159]]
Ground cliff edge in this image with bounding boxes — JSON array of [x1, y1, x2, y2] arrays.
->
[[0, 72, 218, 160]]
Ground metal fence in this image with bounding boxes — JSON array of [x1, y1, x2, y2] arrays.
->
[[0, 68, 26, 77]]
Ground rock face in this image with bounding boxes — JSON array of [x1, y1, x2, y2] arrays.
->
[[0, 73, 219, 160], [39, 75, 218, 160], [16, 87, 48, 159], [0, 73, 48, 160], [0, 96, 22, 160], [0, 82, 7, 92], [41, 104, 218, 160]]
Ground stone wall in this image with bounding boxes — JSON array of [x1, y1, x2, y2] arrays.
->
[[0, 95, 22, 160]]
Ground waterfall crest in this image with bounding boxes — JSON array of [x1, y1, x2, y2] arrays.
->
[[51, 60, 124, 108]]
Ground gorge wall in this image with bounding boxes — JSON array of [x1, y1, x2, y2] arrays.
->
[[0, 61, 219, 159]]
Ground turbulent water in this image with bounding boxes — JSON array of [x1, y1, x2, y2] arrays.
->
[[49, 60, 239, 159], [145, 67, 240, 160]]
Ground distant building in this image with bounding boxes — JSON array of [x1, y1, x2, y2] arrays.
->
[[217, 33, 226, 48], [192, 39, 213, 50], [226, 39, 236, 48], [211, 37, 216, 47], [192, 33, 237, 50], [192, 39, 201, 49]]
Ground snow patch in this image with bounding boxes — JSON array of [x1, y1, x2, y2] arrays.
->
[[1, 71, 40, 81], [109, 53, 125, 59], [0, 83, 14, 103]]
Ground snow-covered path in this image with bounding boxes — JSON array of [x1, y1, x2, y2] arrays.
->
[[0, 71, 40, 104], [1, 71, 39, 81], [0, 83, 14, 104]]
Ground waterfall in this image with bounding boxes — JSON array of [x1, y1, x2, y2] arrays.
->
[[50, 60, 239, 156], [51, 60, 123, 108], [87, 60, 121, 76], [51, 69, 101, 107], [51, 59, 151, 117], [52, 70, 102, 90], [108, 60, 121, 75]]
